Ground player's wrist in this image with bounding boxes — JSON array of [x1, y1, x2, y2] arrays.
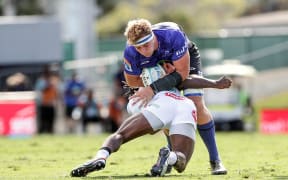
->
[[211, 80, 218, 88]]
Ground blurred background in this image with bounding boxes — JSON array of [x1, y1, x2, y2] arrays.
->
[[0, 0, 287, 136]]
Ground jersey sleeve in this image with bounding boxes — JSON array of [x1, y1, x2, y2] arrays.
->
[[123, 47, 142, 75], [170, 31, 188, 61]]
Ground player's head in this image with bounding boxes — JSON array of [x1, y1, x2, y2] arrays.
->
[[124, 18, 156, 57], [124, 18, 152, 45]]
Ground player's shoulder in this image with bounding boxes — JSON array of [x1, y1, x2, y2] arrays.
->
[[152, 22, 184, 41], [124, 45, 137, 59]]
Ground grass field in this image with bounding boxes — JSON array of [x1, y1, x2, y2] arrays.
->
[[1, 132, 288, 180]]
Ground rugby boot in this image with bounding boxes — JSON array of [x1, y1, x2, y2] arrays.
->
[[150, 147, 170, 176], [70, 158, 106, 177], [210, 160, 227, 175]]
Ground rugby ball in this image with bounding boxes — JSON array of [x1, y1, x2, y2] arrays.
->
[[141, 64, 166, 86], [127, 64, 166, 115]]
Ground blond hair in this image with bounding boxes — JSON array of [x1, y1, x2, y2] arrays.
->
[[124, 19, 152, 45]]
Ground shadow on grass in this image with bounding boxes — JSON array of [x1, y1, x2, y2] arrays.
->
[[83, 173, 203, 179]]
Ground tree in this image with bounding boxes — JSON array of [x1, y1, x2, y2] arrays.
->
[[96, 0, 247, 38]]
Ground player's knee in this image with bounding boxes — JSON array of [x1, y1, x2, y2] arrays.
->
[[189, 97, 211, 117], [189, 97, 204, 109], [174, 151, 187, 173]]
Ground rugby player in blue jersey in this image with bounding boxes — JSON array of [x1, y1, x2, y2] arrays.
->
[[122, 19, 230, 175]]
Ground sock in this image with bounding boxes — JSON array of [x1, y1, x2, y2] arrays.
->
[[95, 147, 110, 160], [197, 120, 219, 161], [168, 151, 177, 165]]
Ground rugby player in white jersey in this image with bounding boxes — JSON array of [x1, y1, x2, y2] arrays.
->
[[70, 63, 198, 177]]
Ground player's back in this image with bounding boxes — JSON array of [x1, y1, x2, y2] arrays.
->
[[152, 22, 183, 31], [152, 22, 190, 48]]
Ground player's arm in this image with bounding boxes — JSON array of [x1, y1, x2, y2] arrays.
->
[[165, 61, 232, 89], [122, 62, 144, 97], [149, 51, 190, 94], [124, 72, 144, 87], [171, 50, 190, 80], [122, 57, 144, 88], [180, 75, 232, 89]]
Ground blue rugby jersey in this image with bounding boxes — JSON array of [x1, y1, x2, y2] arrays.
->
[[123, 22, 190, 75]]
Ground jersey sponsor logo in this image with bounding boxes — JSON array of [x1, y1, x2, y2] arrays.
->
[[175, 46, 186, 57], [140, 60, 150, 65], [124, 59, 133, 72], [164, 92, 185, 100]]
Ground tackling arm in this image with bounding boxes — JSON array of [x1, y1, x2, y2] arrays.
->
[[171, 51, 190, 80], [180, 75, 232, 89], [149, 51, 190, 94]]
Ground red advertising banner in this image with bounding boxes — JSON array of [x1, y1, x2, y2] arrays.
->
[[0, 100, 36, 136], [260, 109, 288, 134]]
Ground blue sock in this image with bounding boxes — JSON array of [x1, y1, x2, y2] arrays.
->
[[197, 120, 219, 162]]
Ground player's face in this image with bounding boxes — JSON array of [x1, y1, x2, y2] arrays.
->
[[134, 38, 155, 57]]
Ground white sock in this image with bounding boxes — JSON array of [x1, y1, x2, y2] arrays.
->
[[95, 149, 110, 160], [168, 151, 177, 165]]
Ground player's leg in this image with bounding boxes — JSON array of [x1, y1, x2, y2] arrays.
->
[[151, 123, 195, 176], [184, 43, 227, 175], [170, 134, 194, 173], [155, 129, 173, 174], [65, 105, 76, 133], [70, 112, 157, 177]]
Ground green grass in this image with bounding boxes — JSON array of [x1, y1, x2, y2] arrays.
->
[[1, 92, 287, 179], [1, 132, 288, 180]]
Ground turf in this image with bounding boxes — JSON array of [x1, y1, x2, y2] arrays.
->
[[0, 132, 288, 180]]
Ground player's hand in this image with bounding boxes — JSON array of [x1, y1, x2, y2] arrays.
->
[[215, 76, 232, 89], [162, 62, 175, 74], [129, 86, 154, 107], [122, 81, 138, 98]]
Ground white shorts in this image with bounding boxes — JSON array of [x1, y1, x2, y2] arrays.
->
[[141, 91, 197, 139]]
